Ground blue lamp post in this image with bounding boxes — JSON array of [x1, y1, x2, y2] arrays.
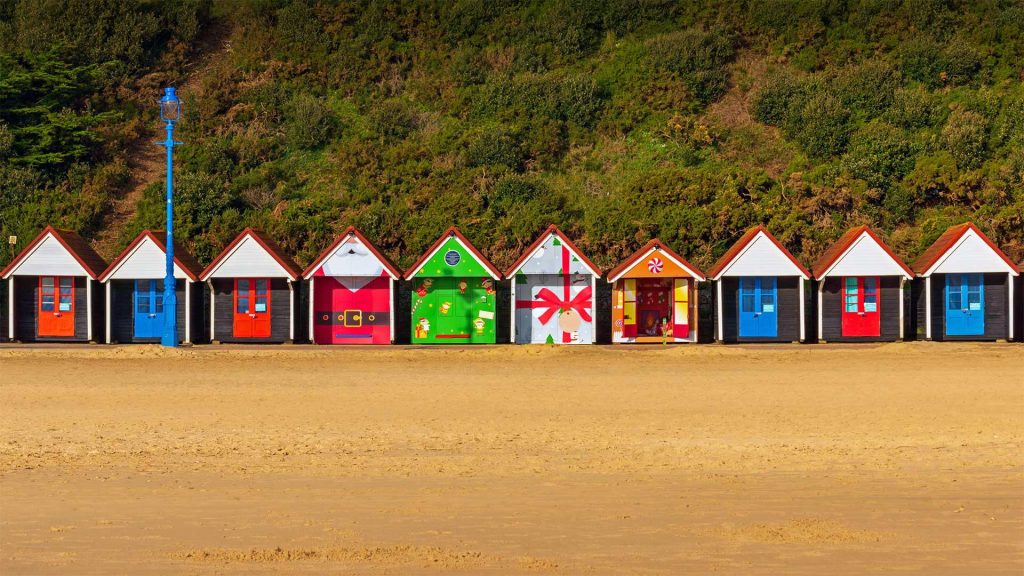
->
[[159, 87, 182, 347]]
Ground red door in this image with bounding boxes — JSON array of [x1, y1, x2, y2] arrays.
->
[[841, 276, 880, 337], [233, 278, 271, 338], [38, 276, 75, 337]]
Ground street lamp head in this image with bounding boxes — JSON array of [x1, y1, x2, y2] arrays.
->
[[160, 87, 181, 123]]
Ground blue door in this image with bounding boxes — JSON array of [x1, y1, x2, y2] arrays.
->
[[945, 274, 984, 336], [738, 277, 778, 338], [134, 279, 165, 339]]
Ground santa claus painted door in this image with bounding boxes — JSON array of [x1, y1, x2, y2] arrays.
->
[[313, 275, 391, 344], [38, 276, 75, 337], [233, 278, 271, 338], [841, 276, 880, 337]]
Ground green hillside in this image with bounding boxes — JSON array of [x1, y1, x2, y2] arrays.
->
[[1, 0, 1022, 271]]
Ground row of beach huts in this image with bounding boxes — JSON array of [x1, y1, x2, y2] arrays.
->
[[1, 223, 1020, 345]]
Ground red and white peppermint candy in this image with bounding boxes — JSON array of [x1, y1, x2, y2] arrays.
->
[[647, 257, 663, 274]]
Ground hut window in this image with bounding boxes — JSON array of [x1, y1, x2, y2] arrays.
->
[[58, 277, 73, 312], [844, 277, 859, 313], [740, 278, 755, 312], [236, 279, 250, 313], [40, 277, 55, 312], [863, 277, 877, 312], [254, 279, 269, 313], [947, 275, 962, 311]]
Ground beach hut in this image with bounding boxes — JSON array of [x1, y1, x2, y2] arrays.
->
[[200, 228, 302, 343], [607, 239, 705, 343], [302, 226, 402, 345], [98, 230, 204, 344], [404, 227, 501, 344], [505, 225, 601, 344], [708, 225, 811, 343], [912, 223, 1018, 341], [1, 226, 107, 342], [812, 226, 914, 342]]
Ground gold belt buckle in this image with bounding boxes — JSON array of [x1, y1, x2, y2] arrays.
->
[[343, 310, 362, 327]]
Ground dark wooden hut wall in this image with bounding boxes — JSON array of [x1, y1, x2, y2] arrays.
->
[[12, 276, 92, 342], [108, 279, 198, 343], [211, 277, 294, 343], [717, 276, 802, 343], [819, 276, 903, 341], [927, 273, 1009, 340]]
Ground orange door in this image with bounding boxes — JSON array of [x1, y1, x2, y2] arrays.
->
[[233, 278, 271, 338], [38, 276, 75, 337]]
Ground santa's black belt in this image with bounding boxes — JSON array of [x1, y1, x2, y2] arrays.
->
[[315, 310, 389, 327]]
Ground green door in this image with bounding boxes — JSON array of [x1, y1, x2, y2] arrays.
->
[[411, 276, 496, 344]]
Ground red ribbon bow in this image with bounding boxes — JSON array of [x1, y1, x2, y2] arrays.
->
[[516, 243, 592, 342]]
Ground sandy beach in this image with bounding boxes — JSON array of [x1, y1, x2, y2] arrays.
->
[[1, 342, 1022, 574]]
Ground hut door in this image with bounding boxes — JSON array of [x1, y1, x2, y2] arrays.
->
[[38, 276, 75, 337], [134, 279, 165, 338], [945, 274, 984, 336], [841, 277, 880, 337], [672, 278, 690, 339], [738, 277, 777, 338], [233, 278, 272, 338]]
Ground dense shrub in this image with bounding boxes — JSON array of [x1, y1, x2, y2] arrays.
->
[[792, 93, 851, 158], [751, 72, 811, 127], [942, 108, 989, 170], [283, 94, 336, 149], [466, 126, 523, 171], [843, 122, 916, 189], [2, 0, 1023, 270], [647, 26, 737, 106], [831, 61, 901, 119]]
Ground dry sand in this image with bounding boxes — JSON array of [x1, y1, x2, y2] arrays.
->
[[0, 342, 1021, 575]]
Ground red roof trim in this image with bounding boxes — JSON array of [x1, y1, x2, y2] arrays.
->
[[707, 225, 811, 279], [99, 230, 204, 282], [199, 228, 302, 281], [302, 226, 402, 280], [503, 224, 602, 278], [912, 222, 1020, 275], [1, 226, 107, 280], [403, 226, 501, 280], [811, 225, 914, 279], [606, 238, 705, 281]]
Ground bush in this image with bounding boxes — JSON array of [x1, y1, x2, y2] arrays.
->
[[900, 36, 983, 89], [488, 174, 545, 215], [831, 60, 901, 119], [368, 99, 416, 141], [942, 108, 988, 170], [751, 72, 812, 127], [466, 125, 523, 171], [283, 94, 336, 149], [884, 87, 936, 129], [647, 27, 737, 106], [559, 74, 605, 127], [843, 122, 916, 189], [792, 93, 851, 158]]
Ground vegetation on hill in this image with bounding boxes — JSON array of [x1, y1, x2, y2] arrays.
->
[[1, 0, 1022, 270]]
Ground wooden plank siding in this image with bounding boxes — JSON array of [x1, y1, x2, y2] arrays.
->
[[927, 273, 1010, 340], [108, 279, 197, 344], [717, 276, 802, 343], [12, 276, 94, 342], [211, 278, 295, 343], [819, 276, 903, 342]]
